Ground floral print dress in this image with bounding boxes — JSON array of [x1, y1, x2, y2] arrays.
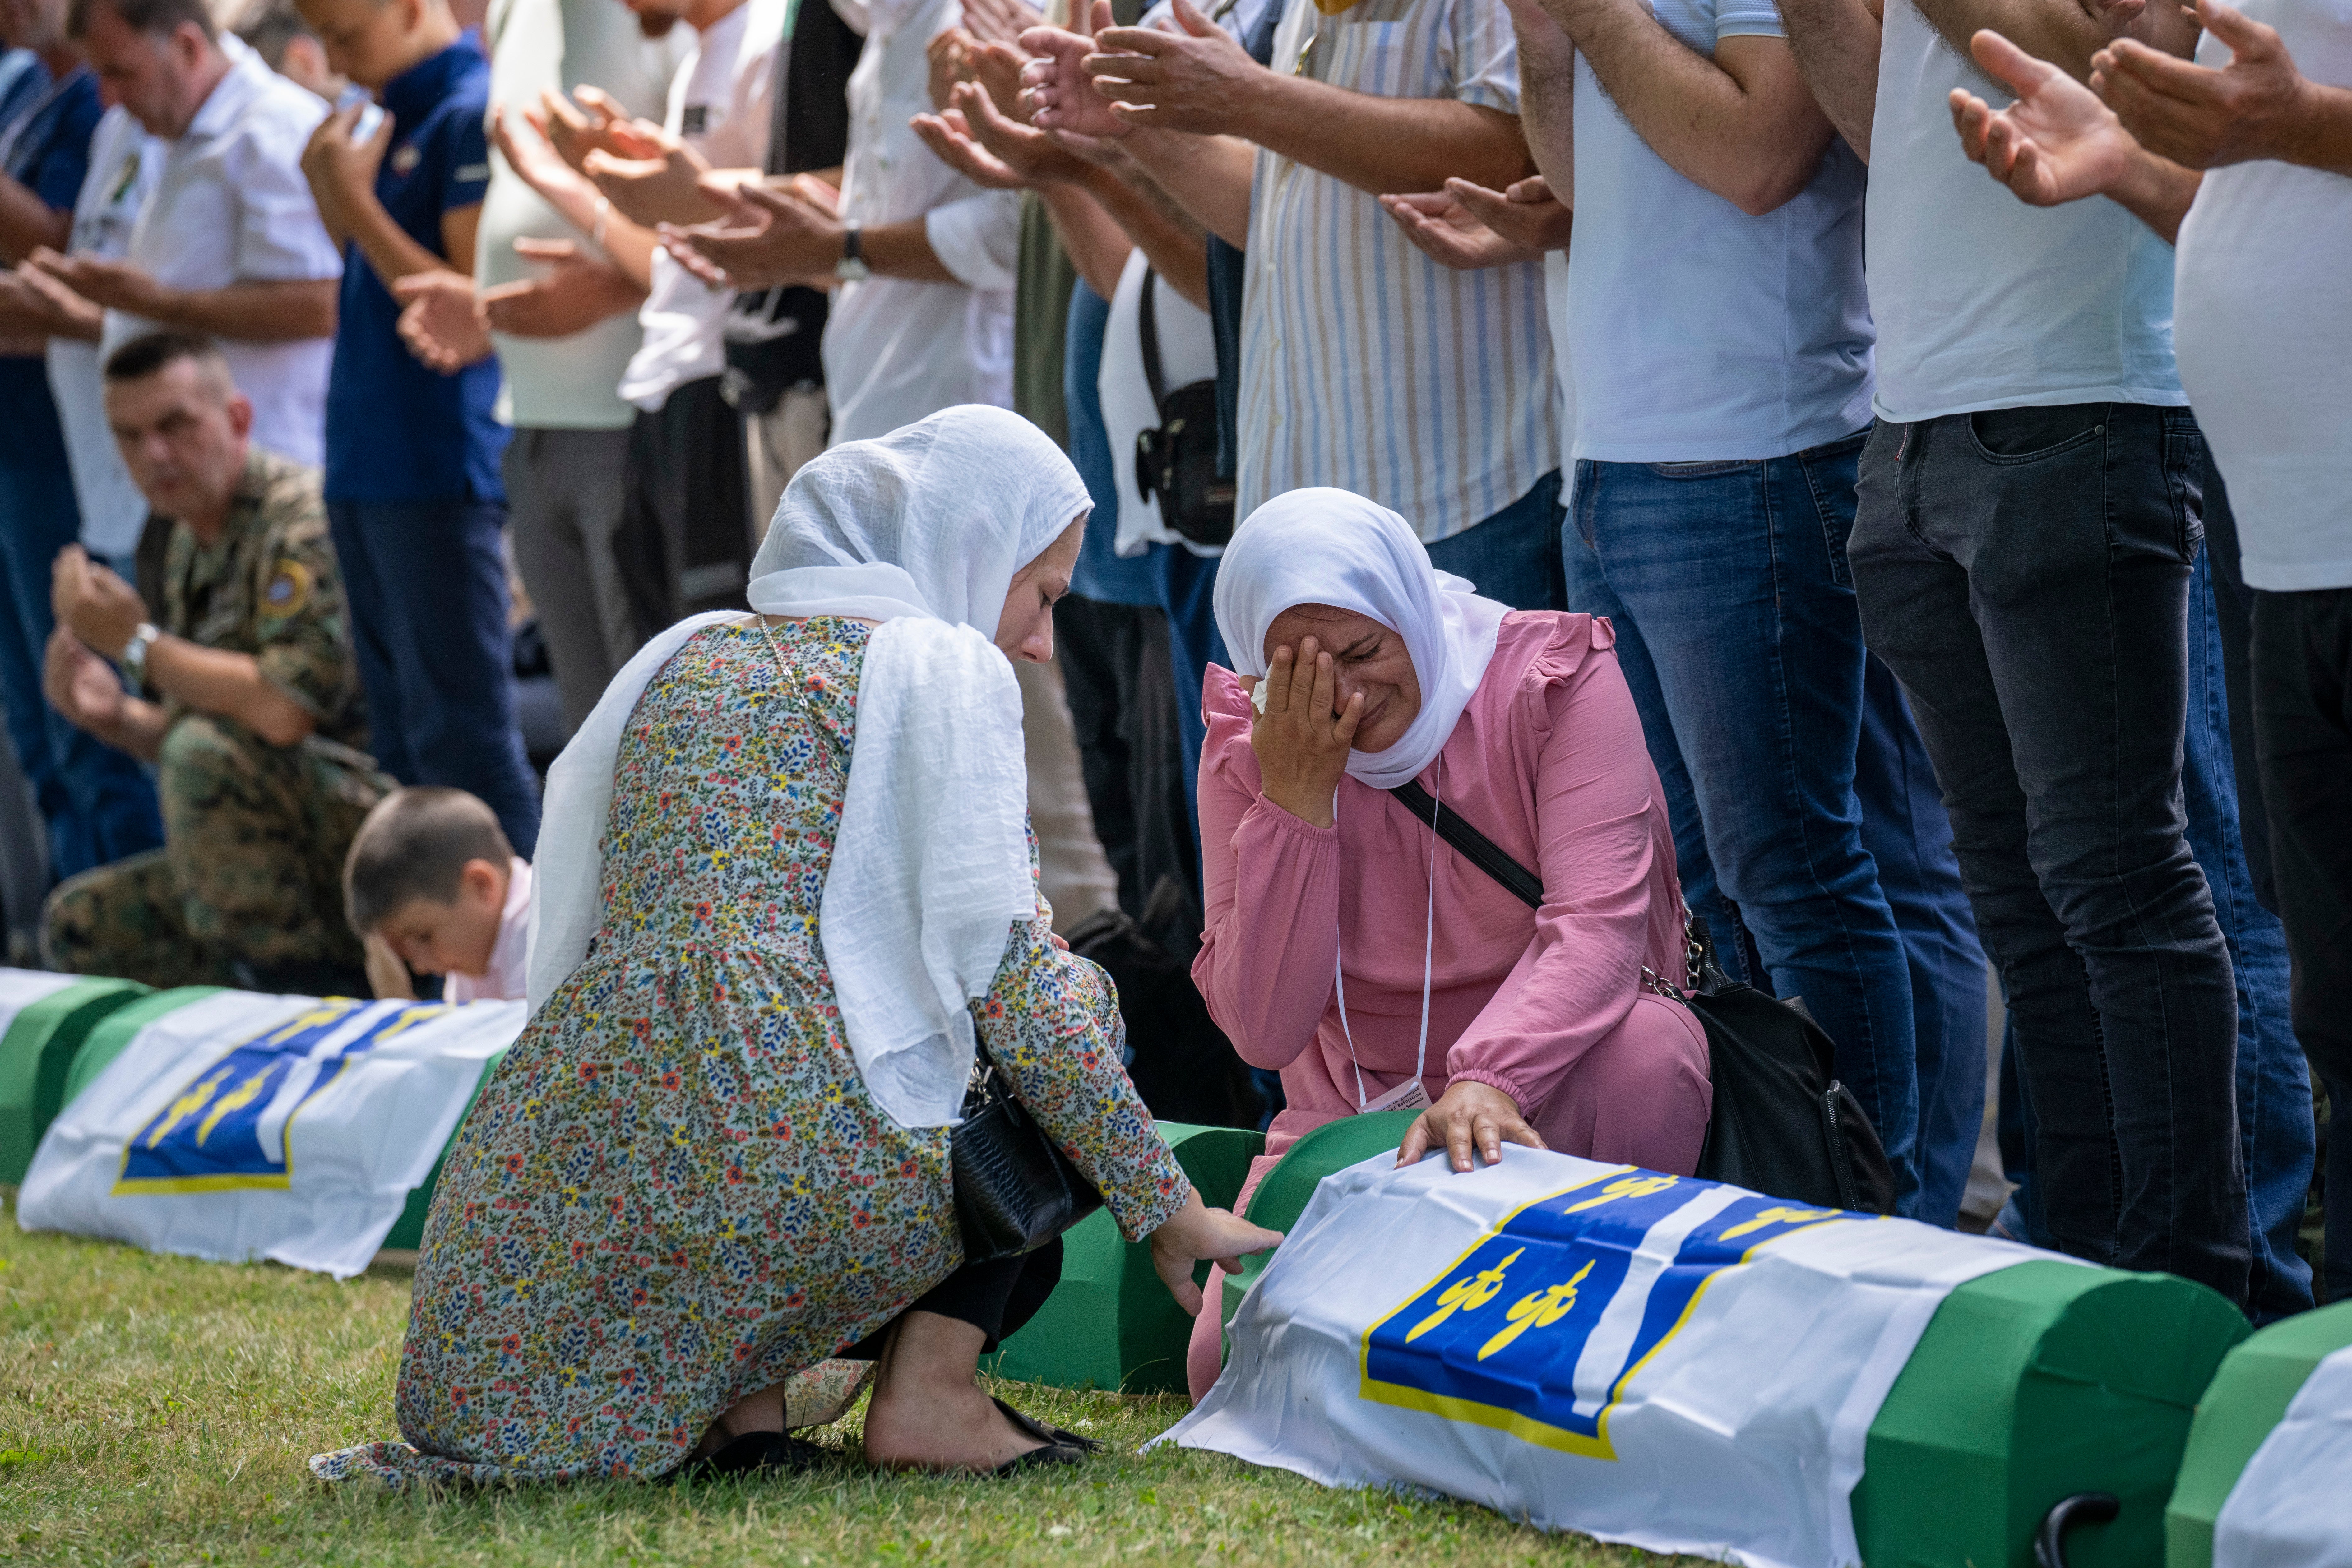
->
[[312, 619, 1188, 1486]]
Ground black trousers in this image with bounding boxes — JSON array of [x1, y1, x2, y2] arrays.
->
[[841, 1237, 1064, 1359], [617, 374, 751, 642], [1054, 595, 1191, 920], [2252, 583, 2352, 1299]]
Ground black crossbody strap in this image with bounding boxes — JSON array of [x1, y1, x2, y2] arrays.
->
[[1137, 265, 1169, 420], [1387, 781, 1545, 909]]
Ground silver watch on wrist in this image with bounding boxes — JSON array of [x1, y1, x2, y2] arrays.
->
[[119, 622, 160, 687], [834, 220, 871, 283]]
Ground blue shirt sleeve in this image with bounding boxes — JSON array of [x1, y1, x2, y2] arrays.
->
[[433, 93, 492, 215], [29, 74, 101, 211]]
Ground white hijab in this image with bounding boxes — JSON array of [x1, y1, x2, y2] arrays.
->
[[1211, 488, 1510, 790], [528, 405, 1090, 1130]]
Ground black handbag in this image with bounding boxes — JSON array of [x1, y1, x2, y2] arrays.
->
[[1132, 267, 1237, 548], [1387, 780, 1897, 1215], [951, 1054, 1104, 1264]]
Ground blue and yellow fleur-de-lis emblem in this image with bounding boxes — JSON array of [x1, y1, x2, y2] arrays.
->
[[1358, 1168, 1868, 1459], [113, 999, 451, 1195]]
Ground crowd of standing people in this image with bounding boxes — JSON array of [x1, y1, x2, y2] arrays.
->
[[0, 0, 2345, 1399]]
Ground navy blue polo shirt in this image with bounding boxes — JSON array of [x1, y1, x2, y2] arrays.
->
[[325, 35, 506, 506], [0, 65, 101, 448]]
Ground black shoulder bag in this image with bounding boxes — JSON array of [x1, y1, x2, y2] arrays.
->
[[1387, 781, 1897, 1215], [952, 1053, 1105, 1263], [1132, 267, 1237, 548]]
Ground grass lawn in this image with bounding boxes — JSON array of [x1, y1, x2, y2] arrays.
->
[[0, 1198, 1683, 1568]]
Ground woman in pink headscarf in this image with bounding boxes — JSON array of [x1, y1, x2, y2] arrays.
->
[[1184, 488, 1713, 1398]]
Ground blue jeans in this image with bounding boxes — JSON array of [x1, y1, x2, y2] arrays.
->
[[1429, 469, 1566, 612], [1567, 433, 1923, 1214], [0, 372, 161, 880], [327, 499, 540, 857]]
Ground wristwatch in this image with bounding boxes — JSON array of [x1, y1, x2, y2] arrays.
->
[[834, 220, 871, 283], [119, 621, 160, 688]]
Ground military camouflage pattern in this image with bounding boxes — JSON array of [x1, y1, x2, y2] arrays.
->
[[43, 716, 394, 988], [158, 450, 370, 752], [42, 454, 391, 989]]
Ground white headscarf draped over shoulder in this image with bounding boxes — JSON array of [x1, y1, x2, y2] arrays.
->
[[1212, 488, 1511, 790], [528, 405, 1091, 1130]]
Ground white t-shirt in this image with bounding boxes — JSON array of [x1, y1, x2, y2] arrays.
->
[[822, 0, 1019, 444], [617, 0, 786, 413], [1544, 248, 1574, 469], [48, 107, 162, 560], [1099, 248, 1219, 558], [1866, 0, 2184, 420], [479, 0, 688, 430], [103, 37, 340, 467], [1563, 0, 1869, 462], [2173, 0, 2352, 591]]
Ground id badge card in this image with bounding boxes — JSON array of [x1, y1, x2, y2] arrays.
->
[[1363, 1076, 1432, 1114]]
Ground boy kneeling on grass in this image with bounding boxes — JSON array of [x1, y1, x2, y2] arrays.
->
[[344, 786, 531, 1001]]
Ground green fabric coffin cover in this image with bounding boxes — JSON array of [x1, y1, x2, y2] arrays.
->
[[1218, 1109, 1423, 1345], [58, 987, 225, 1119], [0, 977, 149, 1185], [381, 1044, 512, 1252], [1854, 1260, 2250, 1568], [983, 1121, 1264, 1394], [2164, 1299, 2352, 1568]]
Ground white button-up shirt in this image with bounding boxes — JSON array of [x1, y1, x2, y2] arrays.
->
[[1237, 0, 1558, 540], [50, 105, 162, 558], [102, 37, 341, 468], [821, 0, 1020, 445]]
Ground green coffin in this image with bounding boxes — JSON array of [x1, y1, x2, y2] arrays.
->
[[1854, 1260, 2250, 1568], [2164, 1298, 2352, 1568], [59, 987, 225, 1112], [1218, 1109, 1422, 1345], [380, 1044, 512, 1252], [0, 977, 149, 1185], [983, 1120, 1264, 1394]]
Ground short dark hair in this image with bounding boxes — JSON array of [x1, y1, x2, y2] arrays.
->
[[230, 0, 316, 66], [68, 0, 218, 43], [103, 330, 230, 385], [344, 788, 517, 934]]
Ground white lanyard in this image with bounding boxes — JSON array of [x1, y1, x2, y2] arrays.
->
[[1333, 757, 1441, 1113]]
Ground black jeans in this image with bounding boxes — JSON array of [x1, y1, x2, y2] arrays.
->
[[1851, 402, 2249, 1304], [2252, 585, 2352, 1299], [841, 1238, 1064, 1359]]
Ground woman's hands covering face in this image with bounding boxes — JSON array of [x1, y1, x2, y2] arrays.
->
[[1245, 636, 1362, 829]]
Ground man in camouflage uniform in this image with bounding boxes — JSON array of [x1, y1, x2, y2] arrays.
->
[[40, 332, 392, 991]]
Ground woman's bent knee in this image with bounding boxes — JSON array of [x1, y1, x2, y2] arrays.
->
[[1531, 993, 1712, 1175]]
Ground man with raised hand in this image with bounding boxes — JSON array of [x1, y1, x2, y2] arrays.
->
[[1020, 0, 1563, 610], [43, 0, 339, 463], [42, 331, 388, 993], [1455, 0, 1936, 1209], [1773, 0, 2256, 1302], [1944, 0, 2351, 1307]]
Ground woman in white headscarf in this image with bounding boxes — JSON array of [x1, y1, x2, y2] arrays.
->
[[312, 408, 1275, 1488], [1183, 488, 1713, 1396]]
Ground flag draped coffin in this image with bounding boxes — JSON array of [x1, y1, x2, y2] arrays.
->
[[0, 969, 146, 1184], [17, 990, 526, 1278], [1160, 1146, 2068, 1568], [2202, 1308, 2352, 1568]]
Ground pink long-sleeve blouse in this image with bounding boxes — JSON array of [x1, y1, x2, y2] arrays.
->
[[1193, 611, 1690, 1149]]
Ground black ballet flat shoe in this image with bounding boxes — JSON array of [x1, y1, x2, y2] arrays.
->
[[993, 1396, 1106, 1456], [672, 1430, 828, 1483], [991, 1441, 1088, 1476]]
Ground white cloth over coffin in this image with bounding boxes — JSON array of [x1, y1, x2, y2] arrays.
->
[[1159, 1146, 2063, 1568], [0, 968, 81, 1036], [2216, 1343, 2352, 1568], [17, 990, 523, 1279]]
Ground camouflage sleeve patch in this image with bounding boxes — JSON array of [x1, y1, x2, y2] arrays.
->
[[262, 559, 313, 619], [251, 478, 354, 724]]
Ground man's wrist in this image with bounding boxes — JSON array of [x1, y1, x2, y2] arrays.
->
[[118, 621, 161, 682]]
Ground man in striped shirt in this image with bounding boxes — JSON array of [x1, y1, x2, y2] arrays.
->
[[1024, 0, 1564, 610]]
